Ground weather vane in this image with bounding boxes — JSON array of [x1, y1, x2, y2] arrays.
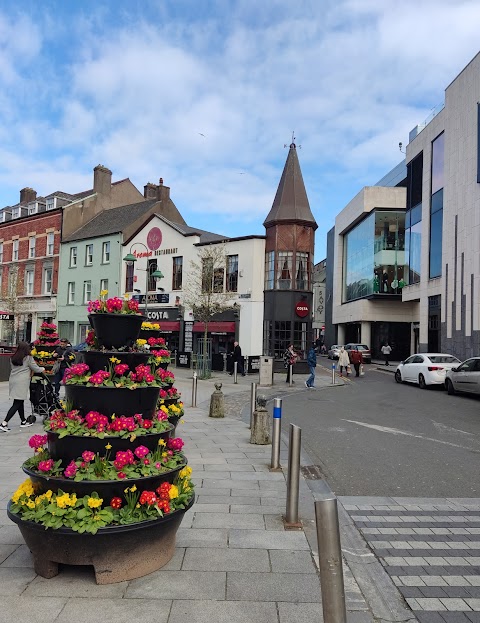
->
[[284, 131, 301, 149]]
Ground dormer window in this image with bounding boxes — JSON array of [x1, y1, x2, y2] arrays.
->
[[46, 197, 55, 211], [11, 207, 19, 219], [28, 203, 37, 215]]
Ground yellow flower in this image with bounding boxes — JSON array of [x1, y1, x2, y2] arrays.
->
[[31, 348, 37, 355], [100, 289, 108, 296], [179, 466, 192, 479], [109, 356, 120, 364], [45, 490, 53, 499], [136, 503, 140, 508], [124, 293, 130, 300], [124, 488, 129, 494], [87, 497, 103, 509], [160, 405, 168, 414], [26, 500, 35, 509], [11, 478, 35, 503], [136, 339, 147, 346], [168, 485, 179, 500], [105, 443, 112, 450], [130, 485, 137, 492], [158, 439, 166, 446]]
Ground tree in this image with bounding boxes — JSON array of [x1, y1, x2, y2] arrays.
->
[[183, 244, 236, 379], [0, 266, 29, 344]]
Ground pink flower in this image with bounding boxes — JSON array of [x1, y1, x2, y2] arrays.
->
[[64, 461, 78, 477], [38, 459, 54, 472], [28, 434, 48, 450], [114, 363, 129, 376], [134, 445, 149, 458], [81, 451, 95, 462], [167, 437, 184, 451], [117, 472, 126, 479]]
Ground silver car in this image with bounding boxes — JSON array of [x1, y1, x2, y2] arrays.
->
[[328, 345, 342, 360], [445, 357, 480, 396]]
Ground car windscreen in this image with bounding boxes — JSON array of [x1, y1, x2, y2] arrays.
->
[[357, 345, 369, 351], [428, 356, 460, 363]]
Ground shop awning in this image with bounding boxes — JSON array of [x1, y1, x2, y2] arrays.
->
[[192, 321, 236, 333]]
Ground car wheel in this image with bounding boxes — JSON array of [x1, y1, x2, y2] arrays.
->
[[446, 379, 456, 395], [418, 374, 427, 389], [394, 370, 403, 384]]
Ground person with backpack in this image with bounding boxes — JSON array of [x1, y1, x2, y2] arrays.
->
[[283, 344, 298, 383], [1, 341, 45, 432]]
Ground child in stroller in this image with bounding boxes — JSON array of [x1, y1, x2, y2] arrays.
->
[[29, 373, 62, 422]]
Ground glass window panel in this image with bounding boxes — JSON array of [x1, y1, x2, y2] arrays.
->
[[431, 133, 444, 195], [343, 213, 374, 302], [410, 203, 422, 225], [295, 252, 308, 289], [429, 209, 443, 279], [172, 256, 183, 290], [147, 259, 158, 291], [226, 255, 238, 292], [405, 210, 411, 228], [407, 152, 423, 209], [406, 221, 422, 284], [264, 251, 275, 290], [276, 252, 293, 290], [125, 263, 134, 292], [431, 189, 443, 215]]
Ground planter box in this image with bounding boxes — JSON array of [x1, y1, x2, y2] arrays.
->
[[65, 385, 160, 419], [23, 460, 187, 500], [47, 426, 174, 463], [8, 496, 194, 584], [88, 313, 145, 349]]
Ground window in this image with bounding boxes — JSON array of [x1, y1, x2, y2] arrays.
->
[[28, 203, 37, 215], [172, 256, 183, 290], [102, 241, 110, 264], [47, 232, 54, 256], [213, 267, 224, 293], [11, 207, 19, 219], [456, 359, 477, 372], [0, 243, 4, 263], [295, 252, 309, 290], [12, 239, 19, 261], [276, 251, 293, 289], [25, 269, 34, 296], [83, 280, 92, 304], [85, 244, 93, 266], [226, 255, 238, 292], [125, 263, 134, 292], [43, 267, 53, 294], [100, 278, 108, 294], [273, 321, 291, 359], [67, 282, 75, 305], [405, 152, 423, 285], [264, 251, 274, 290], [70, 247, 77, 268], [429, 134, 444, 279], [29, 237, 36, 259], [147, 259, 158, 291], [46, 198, 55, 211]]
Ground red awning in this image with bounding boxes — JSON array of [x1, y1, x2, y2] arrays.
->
[[192, 321, 236, 333], [158, 321, 180, 332]]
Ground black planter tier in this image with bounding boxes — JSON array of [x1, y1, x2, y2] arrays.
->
[[158, 398, 180, 407], [8, 495, 194, 584], [65, 385, 160, 419], [47, 426, 174, 463], [139, 329, 162, 341], [88, 313, 145, 349], [157, 362, 169, 370], [79, 350, 150, 373], [160, 380, 174, 389], [23, 459, 186, 500], [168, 414, 182, 433]]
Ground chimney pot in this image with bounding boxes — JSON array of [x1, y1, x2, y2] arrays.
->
[[19, 187, 37, 205], [93, 165, 112, 195], [159, 178, 163, 186], [144, 182, 157, 199]]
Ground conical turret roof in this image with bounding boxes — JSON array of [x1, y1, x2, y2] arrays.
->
[[263, 143, 317, 229]]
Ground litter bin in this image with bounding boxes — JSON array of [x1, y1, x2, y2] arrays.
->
[[259, 356, 274, 386]]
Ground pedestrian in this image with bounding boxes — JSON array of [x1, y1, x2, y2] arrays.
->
[[305, 343, 317, 388], [320, 343, 327, 355], [53, 338, 74, 396], [283, 344, 297, 383], [1, 341, 45, 432], [381, 342, 392, 366], [337, 346, 350, 377], [349, 348, 363, 377], [230, 341, 246, 376]]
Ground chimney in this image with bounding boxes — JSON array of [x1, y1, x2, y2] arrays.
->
[[144, 182, 157, 199], [19, 188, 37, 205], [93, 164, 112, 195], [157, 178, 170, 202]]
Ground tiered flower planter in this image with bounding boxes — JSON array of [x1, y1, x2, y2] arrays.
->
[[32, 322, 60, 377], [7, 302, 193, 584]]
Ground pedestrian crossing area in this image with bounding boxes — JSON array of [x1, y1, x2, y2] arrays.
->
[[342, 498, 480, 623]]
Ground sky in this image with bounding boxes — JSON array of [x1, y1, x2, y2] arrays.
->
[[1, 0, 480, 259]]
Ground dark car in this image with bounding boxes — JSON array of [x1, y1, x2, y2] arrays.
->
[[344, 343, 371, 364]]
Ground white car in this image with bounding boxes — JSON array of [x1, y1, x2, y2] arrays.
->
[[395, 353, 461, 389], [328, 345, 342, 360]]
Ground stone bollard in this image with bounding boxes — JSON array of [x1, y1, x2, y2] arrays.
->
[[250, 395, 271, 445], [209, 382, 225, 418]]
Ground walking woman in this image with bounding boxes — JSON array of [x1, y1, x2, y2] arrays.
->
[[337, 346, 350, 377], [1, 342, 45, 432]]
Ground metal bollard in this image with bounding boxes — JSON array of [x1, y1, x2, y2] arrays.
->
[[289, 364, 293, 387], [315, 498, 347, 623], [249, 382, 257, 429], [233, 361, 238, 384], [270, 397, 282, 469], [332, 363, 336, 384], [191, 372, 198, 407], [285, 424, 302, 526]]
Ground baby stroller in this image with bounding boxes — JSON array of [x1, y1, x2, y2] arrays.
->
[[29, 373, 62, 422]]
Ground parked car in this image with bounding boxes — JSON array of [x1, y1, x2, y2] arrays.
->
[[395, 353, 460, 388], [327, 345, 342, 360], [72, 342, 87, 352], [445, 357, 480, 396], [344, 343, 371, 364]]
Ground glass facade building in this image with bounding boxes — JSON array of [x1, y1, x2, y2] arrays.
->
[[343, 211, 406, 302], [405, 152, 423, 284], [429, 133, 444, 279]]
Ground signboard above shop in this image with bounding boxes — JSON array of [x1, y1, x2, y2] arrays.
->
[[0, 312, 13, 321], [133, 293, 170, 304]]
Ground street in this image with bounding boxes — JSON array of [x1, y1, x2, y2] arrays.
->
[[281, 364, 480, 498]]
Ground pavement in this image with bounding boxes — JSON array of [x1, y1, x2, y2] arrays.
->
[[0, 363, 477, 623]]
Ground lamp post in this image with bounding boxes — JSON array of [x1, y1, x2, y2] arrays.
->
[[123, 243, 164, 318]]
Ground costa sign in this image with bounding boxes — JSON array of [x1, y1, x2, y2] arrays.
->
[[295, 302, 309, 318]]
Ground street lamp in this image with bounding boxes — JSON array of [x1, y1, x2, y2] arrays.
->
[[123, 244, 164, 318]]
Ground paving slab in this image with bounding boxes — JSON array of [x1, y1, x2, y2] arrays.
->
[[125, 570, 226, 600], [168, 599, 279, 623], [182, 547, 270, 572], [226, 570, 321, 602], [54, 598, 172, 623]]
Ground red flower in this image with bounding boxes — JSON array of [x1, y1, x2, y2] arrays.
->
[[156, 482, 171, 500], [117, 472, 126, 479], [139, 490, 157, 506], [157, 499, 170, 513], [110, 497, 122, 509]]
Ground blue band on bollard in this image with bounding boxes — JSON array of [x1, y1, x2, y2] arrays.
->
[[273, 406, 282, 419], [332, 364, 336, 369]]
